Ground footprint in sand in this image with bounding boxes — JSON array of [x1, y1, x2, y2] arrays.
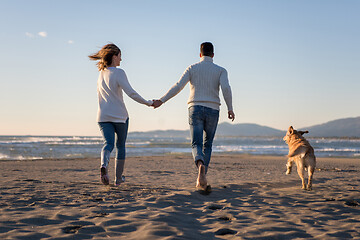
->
[[345, 199, 359, 206], [214, 228, 237, 235], [218, 216, 232, 221], [197, 185, 212, 195], [62, 225, 83, 234], [208, 204, 223, 210]]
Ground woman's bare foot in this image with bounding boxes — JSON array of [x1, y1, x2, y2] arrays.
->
[[196, 163, 207, 190]]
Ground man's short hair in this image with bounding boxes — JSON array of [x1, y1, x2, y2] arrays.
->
[[200, 42, 214, 56]]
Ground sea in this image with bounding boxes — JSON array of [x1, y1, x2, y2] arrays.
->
[[0, 135, 359, 161]]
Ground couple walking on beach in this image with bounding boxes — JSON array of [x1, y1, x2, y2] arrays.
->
[[89, 42, 235, 191]]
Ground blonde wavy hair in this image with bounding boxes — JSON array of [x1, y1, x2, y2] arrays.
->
[[89, 43, 121, 71]]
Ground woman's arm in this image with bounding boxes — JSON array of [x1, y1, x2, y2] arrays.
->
[[119, 70, 153, 106]]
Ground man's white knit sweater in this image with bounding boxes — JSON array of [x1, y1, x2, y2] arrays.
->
[[160, 56, 233, 111]]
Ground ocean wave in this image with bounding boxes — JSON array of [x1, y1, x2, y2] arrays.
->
[[0, 155, 44, 160], [0, 137, 64, 144], [215, 145, 288, 151], [127, 141, 152, 146], [0, 136, 102, 145], [0, 153, 10, 160], [317, 148, 359, 152], [45, 141, 102, 146], [314, 138, 360, 143]]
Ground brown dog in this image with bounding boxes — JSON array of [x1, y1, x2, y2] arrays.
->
[[283, 126, 316, 190]]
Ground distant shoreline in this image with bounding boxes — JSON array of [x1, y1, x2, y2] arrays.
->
[[1, 135, 359, 160], [1, 154, 359, 162], [1, 134, 360, 139]]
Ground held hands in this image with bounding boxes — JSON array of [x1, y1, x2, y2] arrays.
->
[[228, 110, 235, 122], [151, 99, 163, 109]]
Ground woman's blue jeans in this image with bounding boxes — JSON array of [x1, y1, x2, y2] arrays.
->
[[188, 106, 219, 173], [98, 119, 129, 168]]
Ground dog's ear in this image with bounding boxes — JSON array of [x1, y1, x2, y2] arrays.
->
[[298, 130, 309, 135], [288, 126, 294, 134]]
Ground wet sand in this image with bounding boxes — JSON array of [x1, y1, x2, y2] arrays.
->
[[1, 154, 359, 239]]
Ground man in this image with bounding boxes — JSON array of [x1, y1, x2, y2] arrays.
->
[[153, 42, 235, 190]]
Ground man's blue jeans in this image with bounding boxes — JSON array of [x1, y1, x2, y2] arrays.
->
[[188, 106, 219, 173], [98, 119, 129, 168]]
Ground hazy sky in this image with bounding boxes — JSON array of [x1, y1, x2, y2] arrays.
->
[[1, 0, 359, 136]]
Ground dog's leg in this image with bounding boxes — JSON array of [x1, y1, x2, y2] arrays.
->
[[286, 158, 293, 175], [302, 153, 316, 191], [296, 161, 306, 190], [307, 166, 315, 191], [306, 155, 316, 191]]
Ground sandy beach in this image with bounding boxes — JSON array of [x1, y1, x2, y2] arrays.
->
[[1, 154, 359, 239]]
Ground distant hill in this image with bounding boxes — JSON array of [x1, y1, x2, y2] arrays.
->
[[129, 122, 284, 138], [216, 122, 284, 137], [304, 116, 360, 138], [217, 117, 360, 137], [129, 116, 360, 138], [129, 129, 188, 138]]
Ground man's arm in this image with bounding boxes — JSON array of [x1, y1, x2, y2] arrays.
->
[[219, 69, 235, 121], [228, 110, 235, 121], [159, 67, 191, 104]]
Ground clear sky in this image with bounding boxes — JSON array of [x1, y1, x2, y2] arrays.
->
[[0, 0, 359, 136]]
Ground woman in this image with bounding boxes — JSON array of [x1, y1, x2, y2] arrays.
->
[[89, 43, 153, 186]]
